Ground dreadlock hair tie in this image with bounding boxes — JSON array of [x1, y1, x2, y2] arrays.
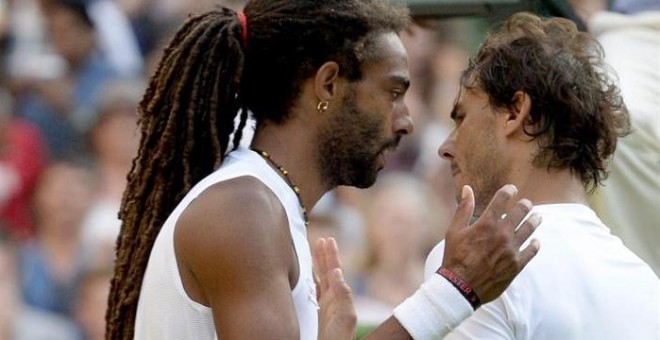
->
[[237, 11, 248, 48]]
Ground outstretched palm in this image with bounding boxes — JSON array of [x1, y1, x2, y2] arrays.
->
[[313, 238, 357, 340]]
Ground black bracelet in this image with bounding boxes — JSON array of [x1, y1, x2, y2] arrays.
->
[[437, 267, 482, 310]]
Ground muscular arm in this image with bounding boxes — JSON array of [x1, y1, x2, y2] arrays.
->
[[174, 176, 300, 339]]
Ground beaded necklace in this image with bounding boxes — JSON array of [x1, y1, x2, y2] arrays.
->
[[252, 148, 309, 227]]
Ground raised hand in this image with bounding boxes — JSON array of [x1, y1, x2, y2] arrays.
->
[[313, 238, 357, 340], [441, 185, 541, 304]]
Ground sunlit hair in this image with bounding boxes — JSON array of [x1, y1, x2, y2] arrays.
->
[[462, 12, 630, 191]]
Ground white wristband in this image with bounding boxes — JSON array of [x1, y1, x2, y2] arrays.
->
[[393, 274, 474, 339]]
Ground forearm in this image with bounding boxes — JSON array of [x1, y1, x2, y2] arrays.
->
[[364, 316, 413, 340], [366, 275, 474, 340]]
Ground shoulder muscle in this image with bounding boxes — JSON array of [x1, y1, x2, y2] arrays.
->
[[174, 176, 299, 338]]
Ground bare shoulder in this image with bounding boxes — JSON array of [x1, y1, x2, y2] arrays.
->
[[176, 175, 287, 242], [174, 175, 293, 301]]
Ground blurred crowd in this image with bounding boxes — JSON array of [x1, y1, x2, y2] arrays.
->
[[0, 0, 657, 339]]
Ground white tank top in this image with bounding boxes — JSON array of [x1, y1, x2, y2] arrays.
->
[[134, 147, 319, 340]]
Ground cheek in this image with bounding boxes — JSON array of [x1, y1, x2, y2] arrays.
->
[[353, 112, 386, 146], [454, 128, 475, 160]]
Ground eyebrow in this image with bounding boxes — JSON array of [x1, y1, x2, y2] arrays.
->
[[389, 74, 411, 90]]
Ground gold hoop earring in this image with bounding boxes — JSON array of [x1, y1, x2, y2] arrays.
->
[[317, 101, 329, 113]]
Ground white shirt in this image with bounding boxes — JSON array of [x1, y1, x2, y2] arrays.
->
[[424, 204, 660, 340], [134, 147, 318, 340]]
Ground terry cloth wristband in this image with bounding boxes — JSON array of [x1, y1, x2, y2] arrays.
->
[[437, 267, 482, 310], [393, 274, 474, 340]]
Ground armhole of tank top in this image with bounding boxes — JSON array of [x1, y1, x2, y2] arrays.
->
[[169, 177, 222, 314], [288, 231, 306, 298], [286, 219, 302, 293], [258, 176, 303, 294], [170, 173, 303, 312]]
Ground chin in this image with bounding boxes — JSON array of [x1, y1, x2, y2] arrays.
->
[[344, 167, 379, 189], [345, 173, 377, 189], [353, 177, 377, 189]]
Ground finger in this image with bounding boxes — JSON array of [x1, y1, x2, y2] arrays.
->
[[328, 268, 352, 296], [327, 268, 357, 330], [312, 238, 329, 292], [448, 185, 475, 232], [324, 237, 342, 272], [517, 238, 541, 271], [312, 246, 322, 301], [314, 274, 321, 301], [503, 198, 533, 233], [483, 184, 518, 222], [312, 238, 327, 274], [514, 213, 542, 248]]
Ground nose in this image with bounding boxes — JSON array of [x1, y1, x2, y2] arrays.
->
[[438, 132, 455, 160], [393, 106, 414, 136]]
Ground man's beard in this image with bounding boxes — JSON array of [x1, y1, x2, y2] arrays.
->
[[316, 92, 399, 189]]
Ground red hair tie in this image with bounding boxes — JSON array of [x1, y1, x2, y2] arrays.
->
[[237, 11, 248, 48]]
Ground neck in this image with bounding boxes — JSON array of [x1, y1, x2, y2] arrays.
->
[[509, 165, 588, 207], [250, 120, 328, 212]]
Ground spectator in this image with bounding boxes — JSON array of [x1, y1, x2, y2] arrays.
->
[[80, 79, 141, 257], [0, 87, 47, 240], [76, 263, 113, 340], [355, 172, 445, 328], [0, 230, 79, 340], [13, 0, 119, 158], [19, 159, 95, 318]]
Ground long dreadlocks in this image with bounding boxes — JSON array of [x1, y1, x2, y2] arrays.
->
[[106, 1, 409, 338]]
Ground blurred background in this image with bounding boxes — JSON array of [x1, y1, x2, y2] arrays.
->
[[0, 0, 657, 339]]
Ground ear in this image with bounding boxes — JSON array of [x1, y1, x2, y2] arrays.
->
[[314, 61, 342, 102], [504, 91, 532, 137]]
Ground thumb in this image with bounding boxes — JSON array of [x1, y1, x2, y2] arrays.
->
[[449, 185, 475, 232]]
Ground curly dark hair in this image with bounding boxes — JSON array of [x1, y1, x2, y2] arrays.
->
[[105, 1, 409, 339], [462, 12, 630, 191]]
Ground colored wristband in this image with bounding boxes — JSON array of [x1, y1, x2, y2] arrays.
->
[[437, 267, 482, 310]]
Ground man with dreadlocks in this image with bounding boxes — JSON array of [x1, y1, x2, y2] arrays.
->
[[106, 1, 541, 339]]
